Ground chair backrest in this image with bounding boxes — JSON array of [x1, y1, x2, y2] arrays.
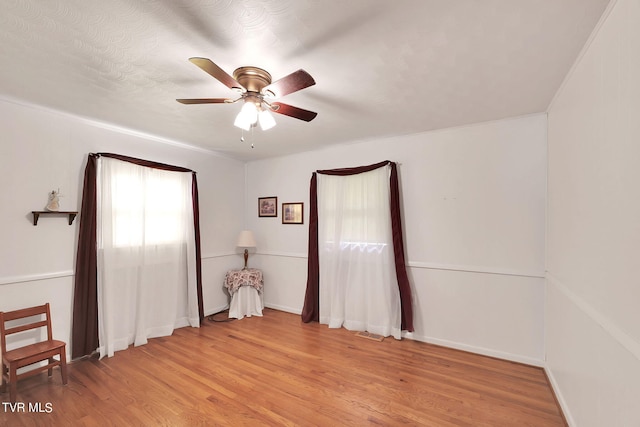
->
[[0, 303, 53, 356]]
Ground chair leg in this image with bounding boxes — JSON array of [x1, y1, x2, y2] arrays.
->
[[59, 349, 68, 385], [48, 357, 54, 377], [9, 366, 17, 404], [1, 363, 6, 393]]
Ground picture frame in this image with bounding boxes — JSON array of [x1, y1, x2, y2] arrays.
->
[[282, 202, 304, 224], [258, 196, 278, 217]]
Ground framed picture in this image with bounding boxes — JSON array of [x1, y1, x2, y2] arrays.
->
[[258, 197, 278, 217], [282, 202, 304, 224]]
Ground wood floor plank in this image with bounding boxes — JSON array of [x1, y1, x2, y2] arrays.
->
[[1, 309, 566, 426]]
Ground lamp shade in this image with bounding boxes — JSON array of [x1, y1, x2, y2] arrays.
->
[[259, 109, 276, 130], [236, 230, 257, 248], [234, 102, 259, 131], [234, 112, 252, 131]]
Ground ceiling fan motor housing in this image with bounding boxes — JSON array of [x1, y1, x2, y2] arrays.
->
[[233, 66, 272, 93]]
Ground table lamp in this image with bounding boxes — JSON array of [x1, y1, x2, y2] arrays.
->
[[236, 230, 257, 270]]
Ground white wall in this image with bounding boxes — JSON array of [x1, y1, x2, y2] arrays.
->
[[0, 98, 246, 358], [546, 0, 640, 425], [246, 114, 547, 365]]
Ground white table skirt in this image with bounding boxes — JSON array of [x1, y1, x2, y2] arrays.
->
[[228, 285, 263, 319]]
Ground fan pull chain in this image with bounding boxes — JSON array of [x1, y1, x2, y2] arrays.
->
[[239, 127, 255, 149]]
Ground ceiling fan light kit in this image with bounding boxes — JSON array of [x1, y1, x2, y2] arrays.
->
[[258, 109, 276, 130], [234, 99, 259, 131], [177, 58, 317, 133]]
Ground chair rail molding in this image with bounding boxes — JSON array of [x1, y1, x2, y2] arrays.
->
[[0, 270, 74, 286], [546, 273, 640, 362]]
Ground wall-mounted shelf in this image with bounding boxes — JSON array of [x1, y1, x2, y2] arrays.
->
[[31, 211, 78, 226]]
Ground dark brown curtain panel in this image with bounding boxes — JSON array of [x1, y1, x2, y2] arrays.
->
[[301, 172, 319, 323], [71, 153, 204, 359], [301, 160, 414, 332], [72, 154, 99, 359]]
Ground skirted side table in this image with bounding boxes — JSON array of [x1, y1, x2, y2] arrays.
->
[[223, 268, 264, 319]]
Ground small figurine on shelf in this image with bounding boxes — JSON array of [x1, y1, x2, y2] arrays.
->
[[45, 189, 62, 212]]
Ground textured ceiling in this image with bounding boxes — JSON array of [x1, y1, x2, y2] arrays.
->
[[0, 0, 610, 161]]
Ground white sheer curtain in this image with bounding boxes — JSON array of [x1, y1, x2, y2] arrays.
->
[[317, 165, 401, 339], [96, 157, 199, 358]]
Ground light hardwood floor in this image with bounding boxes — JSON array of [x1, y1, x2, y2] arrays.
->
[[1, 308, 566, 426]]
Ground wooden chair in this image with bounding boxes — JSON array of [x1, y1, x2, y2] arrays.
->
[[1, 303, 68, 403]]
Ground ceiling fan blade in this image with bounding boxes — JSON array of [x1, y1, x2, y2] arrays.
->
[[263, 70, 315, 98], [271, 102, 318, 122], [188, 57, 244, 90], [176, 98, 233, 104]]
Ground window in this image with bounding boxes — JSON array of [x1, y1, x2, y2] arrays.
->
[[109, 172, 187, 247], [317, 166, 401, 339], [320, 170, 390, 252], [95, 157, 199, 358]]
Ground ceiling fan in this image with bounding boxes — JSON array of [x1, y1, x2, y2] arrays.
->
[[177, 57, 317, 131]]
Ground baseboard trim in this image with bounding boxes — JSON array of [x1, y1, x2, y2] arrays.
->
[[405, 332, 544, 367], [261, 305, 543, 367], [204, 304, 229, 318], [264, 303, 302, 315], [544, 363, 576, 427]]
